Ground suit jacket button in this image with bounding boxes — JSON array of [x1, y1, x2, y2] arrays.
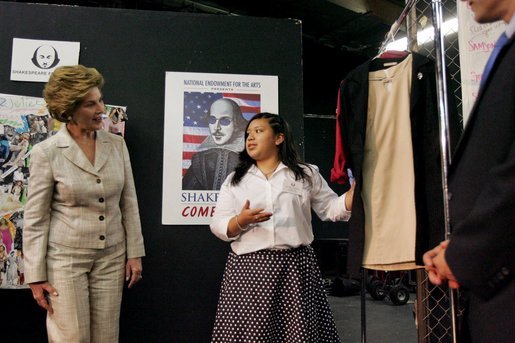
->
[[96, 178, 101, 183], [99, 197, 104, 203], [99, 215, 105, 221], [99, 235, 105, 240]]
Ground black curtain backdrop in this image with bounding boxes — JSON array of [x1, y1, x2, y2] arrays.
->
[[0, 2, 303, 341]]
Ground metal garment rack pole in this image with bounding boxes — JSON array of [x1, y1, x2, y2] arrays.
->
[[430, 1, 458, 342]]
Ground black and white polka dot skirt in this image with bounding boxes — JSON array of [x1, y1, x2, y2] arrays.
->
[[211, 245, 341, 343]]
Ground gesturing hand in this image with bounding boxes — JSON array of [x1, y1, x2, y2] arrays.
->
[[238, 200, 273, 226]]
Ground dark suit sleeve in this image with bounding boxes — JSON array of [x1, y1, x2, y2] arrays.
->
[[446, 135, 515, 299]]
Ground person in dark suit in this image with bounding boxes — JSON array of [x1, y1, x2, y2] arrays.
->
[[423, 1, 514, 342]]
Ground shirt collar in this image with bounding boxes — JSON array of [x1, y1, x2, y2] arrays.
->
[[249, 162, 287, 175], [506, 14, 515, 39]]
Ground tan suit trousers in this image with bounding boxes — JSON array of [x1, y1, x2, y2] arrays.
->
[[45, 241, 126, 343]]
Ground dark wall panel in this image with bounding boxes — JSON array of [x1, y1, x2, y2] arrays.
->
[[0, 2, 303, 341], [304, 116, 350, 240]]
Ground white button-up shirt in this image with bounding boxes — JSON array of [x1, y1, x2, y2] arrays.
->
[[210, 163, 351, 255]]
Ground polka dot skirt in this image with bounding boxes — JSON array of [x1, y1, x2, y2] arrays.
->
[[211, 245, 341, 342]]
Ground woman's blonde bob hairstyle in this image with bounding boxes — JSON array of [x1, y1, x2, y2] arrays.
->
[[43, 65, 104, 123]]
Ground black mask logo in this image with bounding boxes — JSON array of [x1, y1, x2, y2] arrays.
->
[[31, 45, 60, 69]]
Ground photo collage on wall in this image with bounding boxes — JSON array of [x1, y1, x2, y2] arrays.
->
[[0, 93, 126, 289]]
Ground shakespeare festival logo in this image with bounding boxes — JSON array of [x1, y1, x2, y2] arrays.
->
[[10, 38, 80, 83]]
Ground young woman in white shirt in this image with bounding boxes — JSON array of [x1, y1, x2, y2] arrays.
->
[[210, 112, 355, 342]]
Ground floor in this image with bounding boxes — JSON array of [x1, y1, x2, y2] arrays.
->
[[329, 293, 418, 343]]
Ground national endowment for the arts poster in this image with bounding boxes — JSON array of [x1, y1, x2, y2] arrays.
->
[[162, 72, 278, 225]]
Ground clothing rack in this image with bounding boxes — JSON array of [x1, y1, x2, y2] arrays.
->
[[353, 1, 459, 341], [360, 2, 418, 342]]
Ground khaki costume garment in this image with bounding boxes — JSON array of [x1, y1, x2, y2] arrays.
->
[[361, 55, 418, 270]]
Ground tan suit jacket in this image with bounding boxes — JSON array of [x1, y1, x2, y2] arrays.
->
[[23, 126, 145, 284]]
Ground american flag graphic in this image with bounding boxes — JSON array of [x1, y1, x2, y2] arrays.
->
[[182, 92, 261, 174]]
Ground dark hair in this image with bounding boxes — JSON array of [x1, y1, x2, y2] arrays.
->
[[230, 112, 311, 186]]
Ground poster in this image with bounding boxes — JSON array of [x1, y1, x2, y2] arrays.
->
[[11, 38, 80, 83], [0, 93, 127, 289], [457, 1, 506, 123], [162, 72, 279, 225]]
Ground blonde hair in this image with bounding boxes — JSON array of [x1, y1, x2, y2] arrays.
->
[[43, 65, 104, 122]]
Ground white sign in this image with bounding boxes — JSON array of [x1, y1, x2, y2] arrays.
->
[[162, 72, 279, 225], [457, 1, 506, 123], [10, 38, 80, 82]]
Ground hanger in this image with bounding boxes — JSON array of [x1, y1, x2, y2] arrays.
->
[[375, 0, 417, 58], [378, 50, 410, 59], [369, 0, 416, 71]]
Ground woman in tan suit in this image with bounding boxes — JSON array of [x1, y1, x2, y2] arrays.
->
[[23, 65, 145, 342]]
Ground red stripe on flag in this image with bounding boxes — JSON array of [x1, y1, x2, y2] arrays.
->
[[223, 93, 260, 101], [183, 151, 195, 160], [239, 106, 260, 113], [183, 134, 207, 144]]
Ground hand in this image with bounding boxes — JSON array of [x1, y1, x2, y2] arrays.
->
[[238, 200, 273, 226], [432, 242, 460, 289], [423, 240, 460, 289], [29, 281, 58, 314], [126, 257, 143, 289], [345, 181, 356, 211], [423, 242, 445, 285]]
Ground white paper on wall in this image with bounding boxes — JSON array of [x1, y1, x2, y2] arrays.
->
[[457, 1, 506, 123]]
